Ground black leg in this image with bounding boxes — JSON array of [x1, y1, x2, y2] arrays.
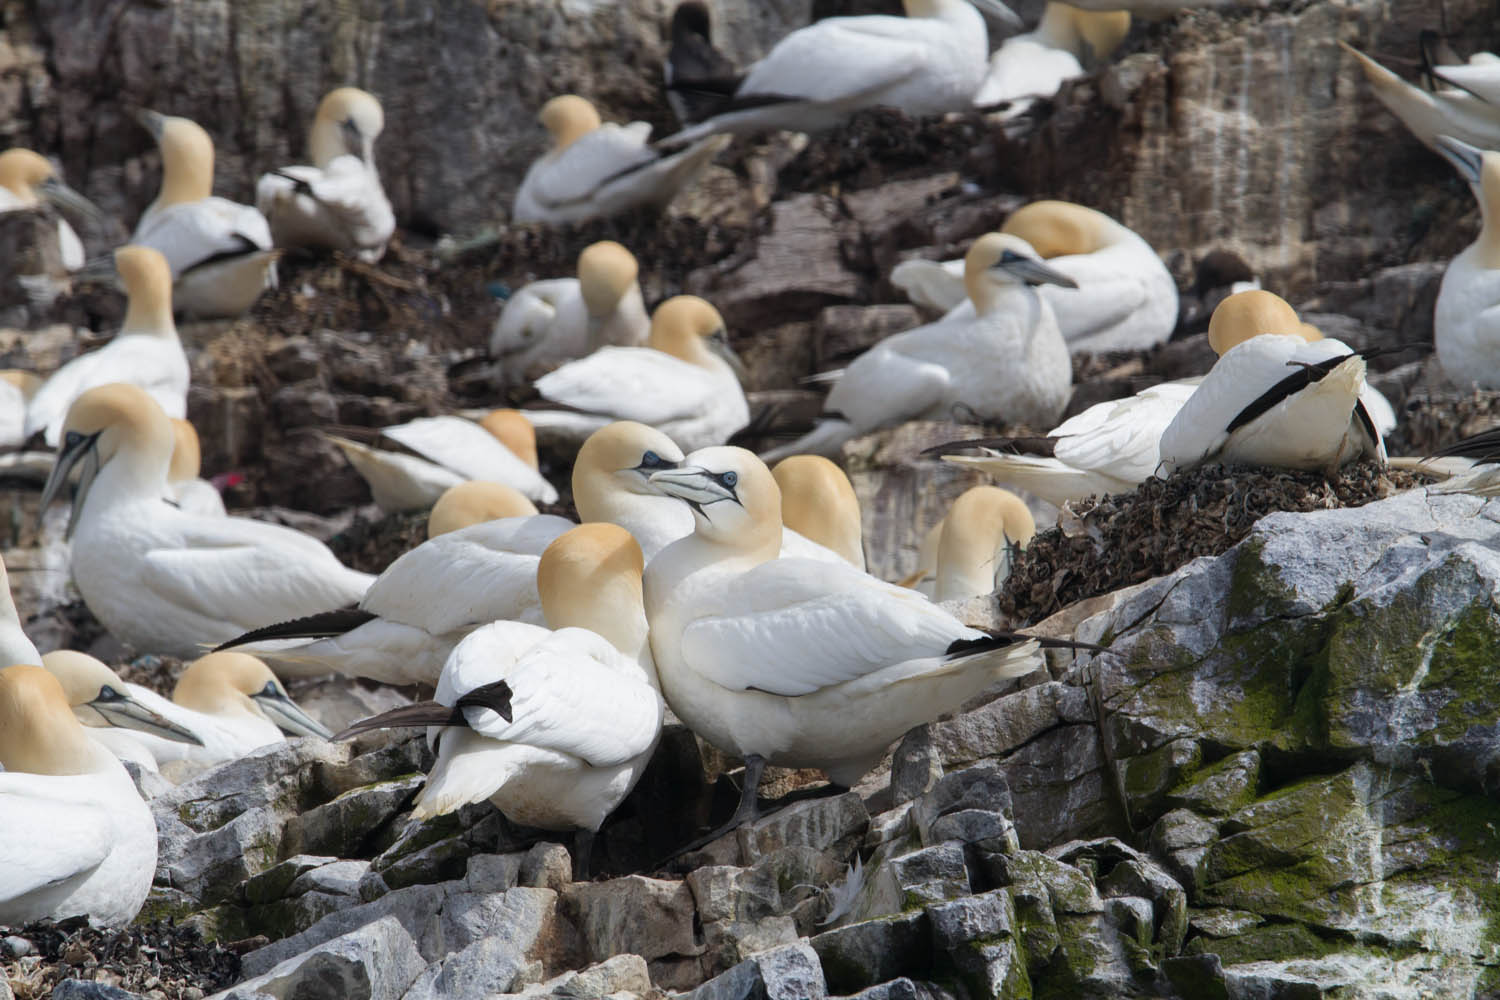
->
[[655, 754, 767, 867], [573, 828, 596, 882]]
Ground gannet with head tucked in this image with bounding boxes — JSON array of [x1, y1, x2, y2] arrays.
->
[[132, 110, 278, 318], [0, 665, 156, 927], [0, 148, 104, 271], [643, 447, 1074, 844], [167, 417, 226, 517], [338, 523, 663, 878], [1, 556, 41, 668], [771, 455, 866, 570], [659, 0, 1021, 146], [973, 4, 1130, 111], [526, 295, 750, 452], [24, 246, 189, 447], [329, 408, 558, 512], [1340, 43, 1500, 154], [219, 421, 689, 684], [891, 201, 1177, 352], [427, 481, 539, 539], [490, 241, 651, 381], [255, 87, 395, 261], [40, 650, 203, 773], [512, 95, 729, 225], [764, 233, 1075, 462], [40, 384, 375, 658], [930, 486, 1034, 602], [1432, 135, 1500, 390]]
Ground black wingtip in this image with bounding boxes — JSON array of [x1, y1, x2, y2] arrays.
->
[[455, 679, 514, 724], [214, 607, 379, 652], [921, 436, 1059, 459], [945, 630, 1106, 658]]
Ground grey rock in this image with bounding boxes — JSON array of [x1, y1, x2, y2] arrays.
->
[[911, 764, 1015, 850], [243, 855, 339, 905], [701, 915, 800, 977], [122, 760, 175, 802], [681, 941, 827, 1000], [1164, 750, 1261, 817], [398, 934, 532, 1000], [999, 723, 1120, 850], [216, 915, 425, 1000], [2, 936, 32, 958], [283, 774, 424, 859], [889, 727, 943, 807], [289, 859, 372, 898], [158, 806, 287, 906], [50, 982, 143, 1000], [153, 739, 350, 836], [743, 793, 869, 863], [1054, 838, 1188, 956], [852, 843, 969, 924], [1297, 261, 1446, 351], [811, 912, 930, 995], [926, 891, 1029, 1000], [562, 875, 702, 965], [920, 681, 1093, 771], [518, 842, 572, 891], [491, 953, 651, 998], [464, 852, 526, 894], [1147, 809, 1217, 895]]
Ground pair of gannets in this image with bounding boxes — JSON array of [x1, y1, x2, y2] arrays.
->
[[0, 665, 156, 928], [1342, 43, 1500, 154], [330, 409, 558, 513], [891, 201, 1178, 352], [526, 295, 750, 452], [659, 0, 1021, 146], [24, 246, 189, 447], [974, 4, 1130, 111], [764, 233, 1075, 463], [132, 110, 278, 319], [902, 486, 1036, 601], [40, 383, 375, 658], [340, 523, 663, 878], [512, 95, 729, 225], [1431, 136, 1500, 390], [255, 87, 396, 261], [489, 241, 650, 380], [0, 148, 104, 271]]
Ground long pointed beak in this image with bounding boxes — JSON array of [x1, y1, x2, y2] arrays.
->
[[88, 686, 204, 746], [1435, 134, 1485, 186], [647, 465, 735, 507], [40, 431, 101, 540], [135, 108, 166, 140], [970, 0, 1023, 31], [994, 257, 1079, 289], [39, 178, 107, 227], [707, 329, 749, 385], [252, 686, 335, 739]]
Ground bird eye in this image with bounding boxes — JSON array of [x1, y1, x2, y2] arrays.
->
[[97, 685, 123, 702], [1000, 250, 1024, 264], [643, 450, 661, 466], [64, 430, 83, 448], [261, 681, 281, 697], [720, 471, 737, 488]]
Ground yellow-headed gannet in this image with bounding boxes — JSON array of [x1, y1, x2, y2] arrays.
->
[[930, 486, 1034, 602], [489, 240, 651, 381], [771, 455, 867, 570], [1, 556, 41, 667], [255, 87, 395, 261], [0, 370, 41, 449], [330, 408, 558, 513], [0, 148, 104, 270], [764, 233, 1075, 462], [339, 522, 663, 878], [659, 0, 1021, 145], [1432, 135, 1500, 389], [891, 201, 1177, 352], [0, 665, 156, 927], [39, 384, 375, 658], [1340, 43, 1500, 154], [24, 246, 189, 447], [168, 417, 226, 517], [973, 4, 1130, 111], [427, 481, 539, 539], [527, 295, 750, 452], [643, 447, 1079, 845], [132, 110, 278, 318], [41, 650, 203, 773], [512, 95, 729, 225]]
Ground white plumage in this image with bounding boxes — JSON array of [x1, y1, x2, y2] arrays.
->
[[1431, 135, 1500, 390], [1341, 43, 1500, 154], [973, 4, 1130, 112], [1, 556, 41, 667]]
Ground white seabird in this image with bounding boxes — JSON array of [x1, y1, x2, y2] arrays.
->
[[973, 4, 1130, 112], [255, 87, 396, 261], [0, 665, 156, 928], [168, 417, 227, 518], [338, 522, 663, 878], [1432, 55, 1500, 105], [40, 649, 203, 773], [25, 245, 190, 447], [0, 148, 104, 271], [1431, 135, 1500, 390], [890, 200, 1178, 352], [0, 370, 41, 449], [1, 555, 42, 667], [329, 408, 558, 512], [763, 233, 1076, 462], [929, 485, 1036, 602], [1340, 43, 1500, 154], [427, 481, 539, 539], [132, 110, 278, 319], [512, 95, 729, 225], [526, 295, 750, 452], [770, 455, 867, 570], [489, 240, 651, 381], [39, 383, 375, 658]]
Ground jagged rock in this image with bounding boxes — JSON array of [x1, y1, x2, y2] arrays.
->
[[490, 953, 653, 998], [916, 682, 1094, 772], [681, 941, 827, 1000], [926, 891, 1030, 1000], [156, 806, 289, 909], [1163, 749, 1260, 817], [243, 856, 339, 906], [283, 774, 424, 859], [910, 764, 1018, 858], [399, 934, 541, 1000], [850, 843, 970, 926], [1147, 809, 1217, 895], [831, 981, 954, 1000], [1297, 261, 1446, 353], [561, 876, 702, 968], [289, 860, 371, 898], [211, 916, 425, 1000], [370, 805, 535, 893], [811, 912, 931, 995], [814, 305, 924, 372]]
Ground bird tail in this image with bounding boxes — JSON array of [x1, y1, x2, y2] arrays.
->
[[333, 680, 514, 742], [410, 727, 523, 820], [214, 607, 379, 651], [759, 418, 856, 464]]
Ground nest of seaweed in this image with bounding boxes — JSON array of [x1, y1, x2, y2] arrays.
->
[[1, 916, 240, 1000]]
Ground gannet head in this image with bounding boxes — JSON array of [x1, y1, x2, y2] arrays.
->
[[173, 651, 333, 739], [41, 649, 203, 745], [427, 481, 538, 538], [648, 445, 781, 553], [647, 295, 747, 382], [41, 382, 175, 539], [574, 421, 685, 506], [137, 110, 215, 206], [771, 455, 866, 569], [0, 148, 105, 224], [1035, 5, 1129, 62], [309, 87, 385, 167], [116, 244, 177, 334], [167, 418, 202, 483], [1207, 289, 1302, 355], [0, 664, 113, 775], [1001, 201, 1110, 259], [1299, 321, 1324, 343], [904, 0, 1022, 31], [578, 241, 640, 318], [1435, 135, 1500, 265], [963, 233, 1078, 309], [0, 369, 42, 400], [478, 409, 540, 470], [538, 95, 602, 153], [538, 523, 648, 657], [935, 486, 1034, 601]]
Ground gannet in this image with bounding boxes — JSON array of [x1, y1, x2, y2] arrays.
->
[[338, 523, 663, 878], [1432, 135, 1500, 390], [1, 556, 41, 667], [132, 110, 278, 318], [763, 233, 1075, 462], [930, 486, 1034, 602], [0, 148, 104, 270], [1433, 56, 1500, 105], [659, 0, 1021, 145], [39, 383, 375, 657], [167, 418, 226, 517], [40, 650, 203, 772], [973, 4, 1130, 111], [0, 371, 40, 449], [1340, 43, 1500, 154], [643, 447, 1074, 844], [427, 481, 539, 539], [0, 665, 156, 928], [24, 246, 189, 447], [526, 295, 750, 452], [489, 240, 651, 381], [512, 95, 729, 225], [890, 201, 1177, 352], [218, 421, 688, 684], [255, 87, 395, 261], [329, 409, 558, 512], [771, 455, 866, 570], [665, 1, 741, 126]]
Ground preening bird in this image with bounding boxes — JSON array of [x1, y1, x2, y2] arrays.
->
[[0, 147, 105, 270], [426, 481, 539, 539], [973, 4, 1130, 112], [929, 486, 1036, 602], [1431, 135, 1500, 390]]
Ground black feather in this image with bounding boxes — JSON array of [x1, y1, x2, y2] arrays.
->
[[213, 607, 378, 651], [921, 435, 1059, 459], [945, 631, 1105, 658], [332, 679, 513, 741]]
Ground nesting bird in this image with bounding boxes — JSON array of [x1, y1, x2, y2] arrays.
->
[[973, 3, 1130, 112], [0, 147, 103, 270], [1431, 135, 1500, 390], [41, 650, 203, 773], [771, 455, 867, 570], [1341, 43, 1500, 154], [427, 481, 540, 539], [512, 95, 729, 225], [255, 87, 396, 261], [167, 418, 227, 517], [132, 110, 278, 318], [928, 486, 1036, 602]]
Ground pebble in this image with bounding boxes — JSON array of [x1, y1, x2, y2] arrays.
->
[[0, 936, 31, 958]]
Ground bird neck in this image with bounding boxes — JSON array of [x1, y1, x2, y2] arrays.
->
[[159, 152, 214, 207], [1034, 3, 1077, 47], [1478, 197, 1500, 270], [550, 589, 654, 684], [121, 294, 179, 340], [966, 276, 1031, 315], [90, 446, 175, 514], [574, 477, 686, 552]]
